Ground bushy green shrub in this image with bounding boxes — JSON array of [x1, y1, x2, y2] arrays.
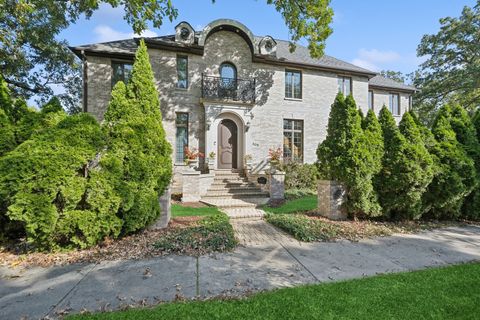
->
[[0, 113, 123, 249], [362, 109, 384, 176], [102, 40, 172, 234], [0, 109, 15, 156], [375, 109, 435, 220], [317, 94, 381, 217], [281, 162, 318, 191], [445, 105, 480, 219], [422, 105, 477, 219], [0, 41, 172, 250]]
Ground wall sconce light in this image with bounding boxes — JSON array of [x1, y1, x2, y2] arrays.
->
[[245, 121, 251, 132], [206, 119, 212, 130]]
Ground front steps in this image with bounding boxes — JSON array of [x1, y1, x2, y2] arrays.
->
[[201, 170, 269, 217]]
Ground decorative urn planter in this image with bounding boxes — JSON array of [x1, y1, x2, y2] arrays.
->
[[187, 159, 199, 171]]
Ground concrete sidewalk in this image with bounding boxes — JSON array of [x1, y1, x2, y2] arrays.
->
[[1, 225, 480, 319]]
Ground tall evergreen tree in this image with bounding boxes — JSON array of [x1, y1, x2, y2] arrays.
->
[[423, 105, 477, 219], [473, 109, 480, 140], [363, 109, 384, 176], [446, 105, 480, 219], [375, 108, 434, 219], [317, 94, 381, 217], [103, 39, 173, 233]]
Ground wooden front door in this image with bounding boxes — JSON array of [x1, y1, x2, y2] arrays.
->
[[218, 119, 238, 169]]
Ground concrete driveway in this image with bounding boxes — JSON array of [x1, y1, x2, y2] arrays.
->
[[1, 224, 479, 319]]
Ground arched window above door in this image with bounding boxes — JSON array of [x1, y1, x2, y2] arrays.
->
[[220, 62, 237, 80]]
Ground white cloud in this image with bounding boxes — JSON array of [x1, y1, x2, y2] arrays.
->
[[93, 25, 158, 42], [351, 48, 402, 72]]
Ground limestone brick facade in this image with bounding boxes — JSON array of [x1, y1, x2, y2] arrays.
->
[[77, 19, 415, 191]]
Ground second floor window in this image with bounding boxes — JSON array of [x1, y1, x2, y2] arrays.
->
[[338, 76, 352, 96], [368, 90, 374, 110], [389, 93, 400, 116], [111, 62, 133, 87], [285, 70, 302, 99], [176, 55, 188, 89]]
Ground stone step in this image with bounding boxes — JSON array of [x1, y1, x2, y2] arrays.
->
[[210, 182, 256, 187], [214, 171, 244, 177], [213, 177, 249, 182], [207, 185, 262, 191], [202, 192, 269, 199], [200, 197, 269, 208], [222, 208, 266, 219], [206, 188, 266, 194]]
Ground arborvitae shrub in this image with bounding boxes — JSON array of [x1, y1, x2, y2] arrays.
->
[[362, 109, 384, 176], [375, 108, 434, 219], [422, 105, 477, 219], [317, 94, 381, 217], [0, 113, 123, 249], [103, 40, 172, 234], [446, 105, 480, 219]]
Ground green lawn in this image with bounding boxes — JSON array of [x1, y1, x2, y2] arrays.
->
[[263, 195, 317, 214], [69, 263, 480, 320], [171, 204, 224, 217]]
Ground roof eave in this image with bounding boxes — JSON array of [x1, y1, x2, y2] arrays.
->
[[368, 84, 417, 93]]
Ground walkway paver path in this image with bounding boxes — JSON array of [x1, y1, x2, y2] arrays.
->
[[1, 225, 480, 319]]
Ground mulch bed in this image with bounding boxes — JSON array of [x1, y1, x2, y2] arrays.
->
[[0, 217, 202, 268]]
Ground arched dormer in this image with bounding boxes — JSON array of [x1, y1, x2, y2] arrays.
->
[[175, 21, 195, 44], [198, 19, 258, 55]]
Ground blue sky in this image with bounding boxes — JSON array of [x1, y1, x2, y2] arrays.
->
[[62, 0, 475, 75]]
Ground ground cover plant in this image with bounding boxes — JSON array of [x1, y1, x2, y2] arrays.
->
[[68, 263, 480, 320], [154, 213, 236, 255]]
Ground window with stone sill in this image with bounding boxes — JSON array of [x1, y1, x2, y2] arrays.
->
[[338, 76, 352, 96], [283, 119, 303, 163], [176, 55, 188, 89], [389, 93, 400, 116], [111, 62, 133, 87], [175, 113, 189, 163], [285, 69, 302, 99]]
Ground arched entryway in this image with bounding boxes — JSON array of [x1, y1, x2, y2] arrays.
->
[[217, 119, 238, 169]]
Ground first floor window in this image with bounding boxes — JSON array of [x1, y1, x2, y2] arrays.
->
[[176, 55, 188, 89], [283, 119, 303, 162], [368, 90, 374, 110], [285, 69, 302, 99], [176, 113, 189, 163], [338, 76, 352, 96], [409, 95, 413, 111], [389, 93, 400, 116], [111, 62, 133, 87]]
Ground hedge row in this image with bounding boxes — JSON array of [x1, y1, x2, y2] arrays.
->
[[317, 93, 480, 220]]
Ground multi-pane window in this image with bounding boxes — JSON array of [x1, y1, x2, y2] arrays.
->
[[111, 62, 133, 87], [176, 55, 188, 89], [409, 95, 413, 111], [389, 93, 400, 116], [285, 70, 302, 99], [283, 119, 303, 162], [368, 90, 374, 110], [175, 113, 189, 163], [338, 76, 352, 96]]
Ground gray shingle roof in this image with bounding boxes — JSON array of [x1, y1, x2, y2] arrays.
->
[[71, 34, 415, 91], [369, 75, 416, 92]]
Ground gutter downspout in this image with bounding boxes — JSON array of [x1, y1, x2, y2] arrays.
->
[[81, 50, 88, 113]]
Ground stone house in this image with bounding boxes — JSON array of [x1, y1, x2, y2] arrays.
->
[[71, 19, 416, 207]]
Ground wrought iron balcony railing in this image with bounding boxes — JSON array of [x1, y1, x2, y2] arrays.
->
[[201, 75, 256, 104]]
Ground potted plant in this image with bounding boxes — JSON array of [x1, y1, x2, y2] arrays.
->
[[244, 154, 253, 169], [184, 147, 204, 170], [268, 147, 282, 173], [208, 151, 216, 170]]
